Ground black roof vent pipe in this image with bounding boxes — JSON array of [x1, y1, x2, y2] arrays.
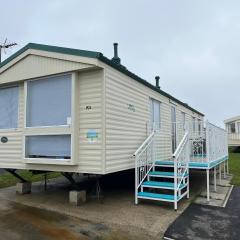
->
[[112, 43, 121, 65], [155, 76, 160, 89]]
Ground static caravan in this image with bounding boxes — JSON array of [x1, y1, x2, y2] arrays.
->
[[0, 43, 228, 209], [224, 116, 240, 147]]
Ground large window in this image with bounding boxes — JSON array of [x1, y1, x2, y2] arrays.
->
[[25, 135, 71, 159], [26, 74, 71, 127], [0, 86, 19, 129], [25, 74, 73, 161]]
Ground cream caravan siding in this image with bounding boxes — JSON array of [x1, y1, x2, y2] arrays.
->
[[104, 65, 203, 174], [0, 83, 24, 169], [77, 70, 104, 173], [0, 131, 23, 168], [0, 54, 93, 84]]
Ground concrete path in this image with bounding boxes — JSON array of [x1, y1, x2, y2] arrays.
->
[[164, 186, 240, 240]]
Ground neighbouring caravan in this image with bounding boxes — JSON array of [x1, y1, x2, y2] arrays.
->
[[0, 43, 228, 209], [224, 116, 240, 147]]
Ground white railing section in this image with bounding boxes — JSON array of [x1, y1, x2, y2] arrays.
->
[[134, 130, 155, 204], [188, 121, 228, 165], [172, 131, 190, 209], [206, 121, 228, 163], [189, 121, 206, 163]]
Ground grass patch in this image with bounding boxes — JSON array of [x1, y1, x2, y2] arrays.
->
[[229, 152, 240, 186], [0, 170, 61, 188]]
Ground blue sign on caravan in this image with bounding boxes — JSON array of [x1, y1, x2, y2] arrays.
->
[[86, 129, 98, 143]]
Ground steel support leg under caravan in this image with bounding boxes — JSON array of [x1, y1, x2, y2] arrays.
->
[[206, 169, 210, 202], [214, 167, 217, 192], [5, 169, 27, 182], [61, 172, 80, 190]]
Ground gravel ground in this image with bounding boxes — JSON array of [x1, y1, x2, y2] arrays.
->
[[0, 170, 207, 239]]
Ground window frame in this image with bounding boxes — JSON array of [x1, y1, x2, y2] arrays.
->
[[0, 84, 19, 131], [181, 111, 186, 131], [23, 73, 77, 165], [198, 119, 201, 135], [192, 116, 196, 133], [150, 98, 161, 130], [230, 122, 236, 134], [171, 106, 177, 153], [25, 73, 72, 129]]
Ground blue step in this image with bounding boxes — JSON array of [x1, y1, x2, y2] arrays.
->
[[142, 181, 186, 189], [149, 171, 174, 177], [149, 171, 189, 178], [155, 160, 174, 166], [138, 192, 177, 201]]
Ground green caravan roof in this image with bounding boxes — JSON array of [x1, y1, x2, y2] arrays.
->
[[0, 43, 204, 116]]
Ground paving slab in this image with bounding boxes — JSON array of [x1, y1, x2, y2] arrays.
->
[[194, 174, 233, 207]]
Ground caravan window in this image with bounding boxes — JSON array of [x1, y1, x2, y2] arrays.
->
[[26, 74, 72, 127], [0, 86, 19, 129], [25, 135, 71, 159], [192, 117, 196, 133], [198, 119, 201, 135], [230, 122, 236, 133], [181, 112, 186, 130], [150, 99, 161, 129]]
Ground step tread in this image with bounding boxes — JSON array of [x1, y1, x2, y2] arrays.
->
[[142, 181, 186, 189], [138, 192, 179, 201], [155, 160, 174, 166], [149, 171, 189, 177], [149, 171, 174, 177]]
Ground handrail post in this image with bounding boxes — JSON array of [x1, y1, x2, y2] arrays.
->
[[135, 155, 138, 204], [173, 155, 177, 210], [206, 120, 210, 164]]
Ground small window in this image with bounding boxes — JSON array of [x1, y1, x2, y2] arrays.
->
[[230, 122, 236, 133], [171, 106, 177, 153], [26, 74, 71, 127], [198, 119, 201, 135], [192, 117, 196, 133], [25, 135, 71, 159], [150, 99, 161, 129], [0, 86, 19, 129], [181, 112, 186, 130], [237, 122, 240, 133]]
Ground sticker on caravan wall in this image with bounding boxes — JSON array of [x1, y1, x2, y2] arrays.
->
[[1, 137, 8, 143], [127, 104, 136, 112], [86, 129, 98, 143]]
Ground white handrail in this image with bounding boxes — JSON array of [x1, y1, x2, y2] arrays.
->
[[173, 131, 188, 159], [134, 130, 155, 205], [173, 131, 190, 210], [133, 130, 155, 157]]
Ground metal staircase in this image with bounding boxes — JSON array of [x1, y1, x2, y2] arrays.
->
[[134, 130, 190, 210]]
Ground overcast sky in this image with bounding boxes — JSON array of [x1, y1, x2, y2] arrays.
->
[[1, 0, 239, 126]]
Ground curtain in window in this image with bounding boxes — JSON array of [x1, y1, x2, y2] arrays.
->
[[0, 86, 19, 129], [26, 74, 71, 127], [25, 135, 71, 159]]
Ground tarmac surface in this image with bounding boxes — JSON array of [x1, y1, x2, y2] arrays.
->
[[164, 186, 240, 240]]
